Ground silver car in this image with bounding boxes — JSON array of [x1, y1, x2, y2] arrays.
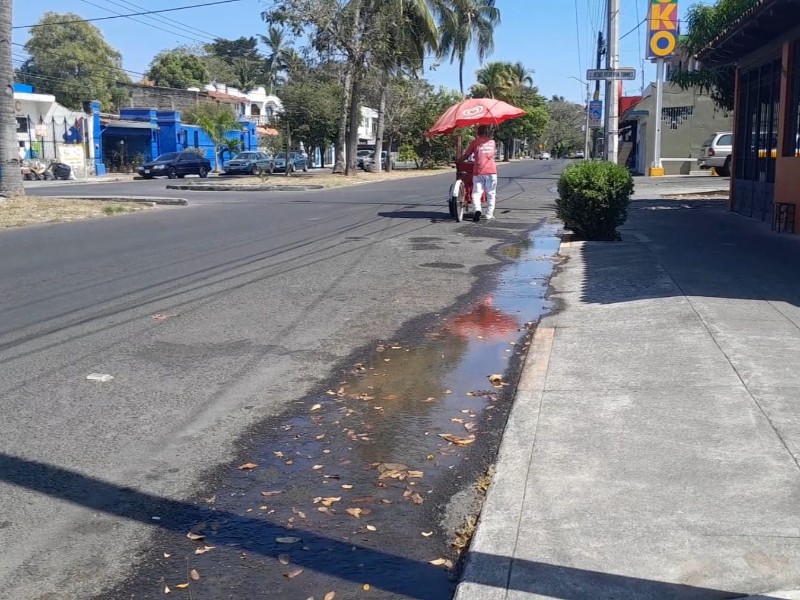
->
[[699, 132, 733, 176]]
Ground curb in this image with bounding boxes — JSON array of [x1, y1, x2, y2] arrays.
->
[[56, 196, 188, 206], [742, 593, 800, 599], [165, 184, 324, 192], [454, 321, 557, 600]]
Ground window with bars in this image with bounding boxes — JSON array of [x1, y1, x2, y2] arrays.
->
[[735, 58, 782, 182], [784, 41, 800, 157]]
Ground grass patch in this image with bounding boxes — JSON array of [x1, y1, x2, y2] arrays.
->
[[217, 166, 452, 189], [0, 197, 152, 229]]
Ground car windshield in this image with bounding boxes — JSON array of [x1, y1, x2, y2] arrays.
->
[[154, 153, 178, 162], [274, 153, 287, 160], [235, 153, 259, 160]]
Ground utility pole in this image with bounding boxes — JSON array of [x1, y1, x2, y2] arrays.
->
[[0, 0, 24, 197], [605, 0, 620, 164], [592, 31, 605, 159]]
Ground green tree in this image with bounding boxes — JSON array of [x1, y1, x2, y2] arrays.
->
[[670, 0, 758, 111], [17, 12, 130, 110], [205, 37, 266, 90], [401, 86, 463, 168], [545, 98, 585, 158], [1, 0, 23, 197], [146, 50, 209, 89], [260, 26, 293, 94], [183, 103, 242, 172], [438, 0, 501, 95]]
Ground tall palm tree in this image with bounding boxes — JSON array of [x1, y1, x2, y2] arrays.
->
[[260, 26, 292, 94], [470, 61, 514, 99], [508, 61, 534, 88], [438, 0, 501, 95], [0, 0, 24, 197]]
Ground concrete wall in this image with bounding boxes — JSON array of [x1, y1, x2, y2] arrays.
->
[[630, 83, 733, 175], [122, 84, 206, 113]]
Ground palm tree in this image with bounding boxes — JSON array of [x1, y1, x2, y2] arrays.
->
[[260, 26, 292, 94], [370, 0, 441, 172], [470, 61, 514, 99], [508, 61, 534, 88], [185, 103, 242, 173], [438, 0, 501, 95], [0, 0, 24, 197]]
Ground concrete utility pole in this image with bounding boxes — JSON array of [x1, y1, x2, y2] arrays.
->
[[0, 0, 24, 197], [605, 0, 620, 164], [593, 31, 605, 159]]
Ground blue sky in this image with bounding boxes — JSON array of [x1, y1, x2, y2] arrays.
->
[[13, 0, 712, 102]]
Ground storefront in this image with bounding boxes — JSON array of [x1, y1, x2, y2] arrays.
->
[[698, 0, 800, 233]]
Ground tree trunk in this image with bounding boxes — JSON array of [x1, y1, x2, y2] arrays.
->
[[0, 0, 23, 198], [213, 144, 221, 172], [285, 120, 291, 177], [346, 73, 362, 176], [372, 71, 389, 174], [459, 55, 465, 96], [385, 134, 394, 173], [333, 68, 351, 174]]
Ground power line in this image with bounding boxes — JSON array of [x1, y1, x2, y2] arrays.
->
[[620, 17, 646, 41], [12, 42, 148, 79], [102, 0, 220, 41], [13, 0, 245, 29]]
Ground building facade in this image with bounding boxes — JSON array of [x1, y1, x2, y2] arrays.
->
[[698, 0, 800, 233]]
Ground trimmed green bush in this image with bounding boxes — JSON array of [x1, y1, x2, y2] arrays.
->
[[556, 161, 634, 241]]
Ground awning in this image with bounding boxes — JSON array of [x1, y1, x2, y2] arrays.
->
[[622, 109, 649, 121], [101, 119, 158, 130]]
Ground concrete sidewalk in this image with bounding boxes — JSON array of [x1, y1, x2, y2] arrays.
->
[[456, 198, 800, 599]]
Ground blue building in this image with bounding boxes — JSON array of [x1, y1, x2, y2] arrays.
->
[[87, 102, 257, 175]]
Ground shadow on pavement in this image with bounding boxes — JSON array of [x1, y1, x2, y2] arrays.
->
[[0, 452, 768, 599], [378, 210, 448, 220]]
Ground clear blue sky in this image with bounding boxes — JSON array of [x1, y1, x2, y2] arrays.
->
[[12, 0, 713, 102]]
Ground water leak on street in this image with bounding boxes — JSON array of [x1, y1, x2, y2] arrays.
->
[[104, 222, 562, 600]]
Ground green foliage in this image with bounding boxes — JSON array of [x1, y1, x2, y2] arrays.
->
[[556, 161, 634, 241], [400, 86, 463, 167], [183, 103, 242, 171], [545, 98, 585, 157], [204, 37, 265, 90], [278, 70, 342, 156], [17, 12, 130, 110], [146, 50, 209, 89], [399, 144, 419, 163], [670, 0, 758, 111]]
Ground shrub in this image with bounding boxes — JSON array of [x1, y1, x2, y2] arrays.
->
[[398, 144, 418, 164], [556, 161, 634, 241]]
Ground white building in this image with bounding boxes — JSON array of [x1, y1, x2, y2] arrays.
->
[[195, 84, 283, 126], [14, 87, 95, 176]]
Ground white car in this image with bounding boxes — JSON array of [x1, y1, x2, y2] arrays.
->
[[540, 152, 551, 160]]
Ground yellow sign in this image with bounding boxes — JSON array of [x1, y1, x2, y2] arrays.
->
[[648, 0, 678, 60]]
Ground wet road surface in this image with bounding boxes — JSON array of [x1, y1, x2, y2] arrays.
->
[[0, 160, 564, 599]]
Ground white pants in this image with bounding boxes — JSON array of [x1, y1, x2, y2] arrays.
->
[[472, 174, 497, 216]]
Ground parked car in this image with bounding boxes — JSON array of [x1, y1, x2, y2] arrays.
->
[[574, 150, 585, 159], [272, 152, 308, 173], [224, 151, 273, 175], [356, 149, 373, 170], [699, 132, 733, 176], [539, 152, 551, 160], [139, 152, 211, 179], [362, 150, 396, 171]]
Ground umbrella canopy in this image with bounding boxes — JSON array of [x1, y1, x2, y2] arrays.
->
[[427, 98, 526, 137]]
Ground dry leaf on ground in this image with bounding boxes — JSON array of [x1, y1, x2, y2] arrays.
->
[[261, 490, 282, 497], [176, 583, 190, 589], [278, 554, 290, 565], [311, 404, 322, 411], [186, 532, 204, 541], [195, 545, 215, 555], [488, 374, 503, 386], [346, 508, 363, 518], [366, 525, 377, 531], [276, 536, 301, 544], [421, 531, 433, 537], [321, 497, 341, 507], [464, 423, 477, 432], [190, 569, 200, 581], [164, 586, 171, 594], [312, 464, 324, 470], [341, 484, 353, 490], [410, 492, 424, 505], [324, 593, 336, 600], [429, 558, 454, 568], [284, 568, 304, 579], [238, 462, 258, 470], [438, 433, 476, 446]]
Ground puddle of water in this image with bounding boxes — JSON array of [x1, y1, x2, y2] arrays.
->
[[113, 223, 562, 600]]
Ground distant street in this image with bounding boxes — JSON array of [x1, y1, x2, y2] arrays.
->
[[0, 160, 561, 599]]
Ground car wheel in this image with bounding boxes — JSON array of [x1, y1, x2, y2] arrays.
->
[[303, 163, 308, 172], [199, 166, 208, 178], [268, 166, 274, 175], [719, 157, 731, 178], [167, 167, 178, 179], [251, 164, 259, 175]]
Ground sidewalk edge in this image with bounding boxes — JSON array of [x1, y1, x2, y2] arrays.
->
[[454, 322, 556, 600]]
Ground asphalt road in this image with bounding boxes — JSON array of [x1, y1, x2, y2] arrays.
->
[[0, 160, 561, 599]]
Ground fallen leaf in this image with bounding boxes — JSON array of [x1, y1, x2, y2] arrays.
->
[[363, 584, 371, 591], [190, 569, 200, 581], [163, 552, 171, 558], [489, 374, 503, 387], [297, 511, 307, 519], [238, 462, 258, 470], [341, 484, 353, 490], [316, 434, 326, 440], [377, 463, 408, 473], [366, 525, 377, 531], [381, 499, 393, 504], [195, 545, 215, 555], [438, 433, 476, 446], [346, 508, 363, 518], [312, 465, 324, 470], [318, 507, 329, 513], [274, 451, 284, 458], [321, 497, 341, 507], [464, 423, 477, 432], [421, 531, 433, 537], [164, 586, 171, 594], [311, 403, 322, 411], [262, 490, 283, 497], [426, 454, 435, 461], [278, 554, 290, 565], [430, 558, 454, 568], [324, 593, 336, 600], [285, 568, 304, 579], [451, 418, 464, 423], [410, 492, 424, 505], [407, 471, 424, 479], [186, 532, 204, 541], [176, 583, 190, 589], [276, 536, 301, 544]]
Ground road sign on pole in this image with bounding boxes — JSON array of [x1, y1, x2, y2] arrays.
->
[[588, 100, 603, 129], [587, 68, 637, 81]]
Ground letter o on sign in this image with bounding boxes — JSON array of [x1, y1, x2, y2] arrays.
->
[[650, 30, 676, 58]]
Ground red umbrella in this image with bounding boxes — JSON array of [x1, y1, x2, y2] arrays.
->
[[427, 98, 526, 137]]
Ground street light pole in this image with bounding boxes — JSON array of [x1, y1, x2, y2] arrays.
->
[[570, 76, 592, 160], [606, 0, 620, 163]]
